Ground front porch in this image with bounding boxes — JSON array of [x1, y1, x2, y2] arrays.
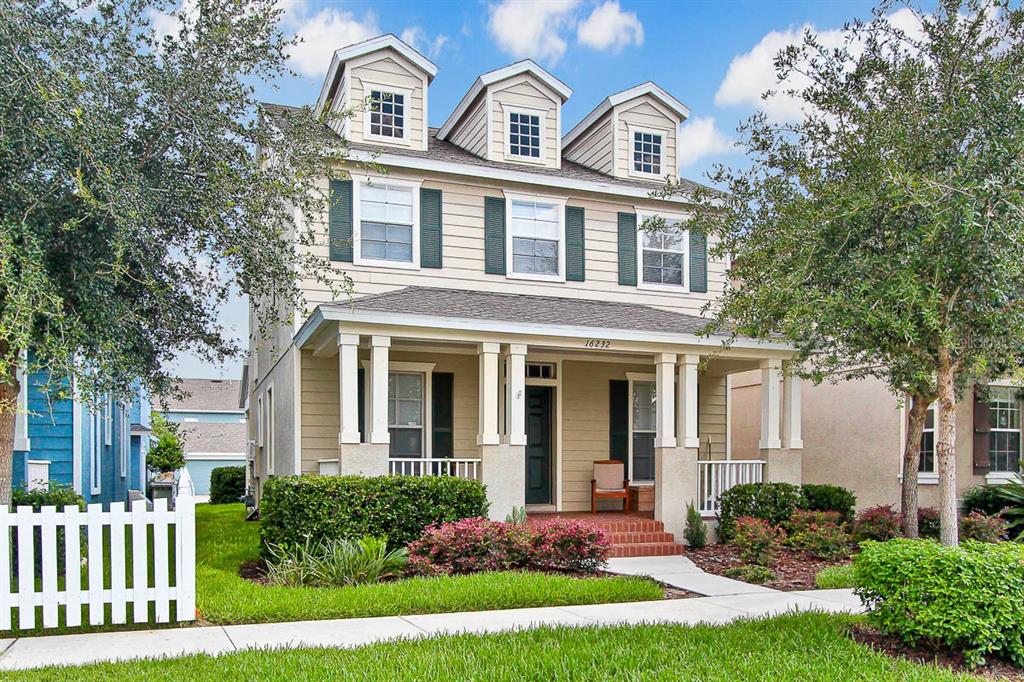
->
[[295, 287, 804, 539]]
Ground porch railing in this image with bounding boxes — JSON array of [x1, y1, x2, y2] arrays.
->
[[389, 458, 482, 480], [697, 460, 766, 515]]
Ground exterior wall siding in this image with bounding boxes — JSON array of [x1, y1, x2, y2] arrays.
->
[[448, 94, 488, 158], [347, 54, 427, 151], [563, 113, 614, 175]]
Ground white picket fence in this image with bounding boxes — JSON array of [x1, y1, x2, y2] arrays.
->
[[697, 460, 766, 515], [0, 474, 196, 631], [388, 458, 482, 480]]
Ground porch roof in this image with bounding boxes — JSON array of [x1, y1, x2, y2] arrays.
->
[[325, 286, 712, 335]]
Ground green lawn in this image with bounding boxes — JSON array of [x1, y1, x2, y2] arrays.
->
[[196, 503, 662, 624], [2, 612, 974, 681]]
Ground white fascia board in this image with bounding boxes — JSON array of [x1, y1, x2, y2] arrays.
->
[[345, 148, 683, 203], [563, 82, 692, 149], [438, 60, 572, 140], [297, 306, 796, 354]]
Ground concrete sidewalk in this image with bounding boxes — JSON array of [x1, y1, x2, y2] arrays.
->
[[606, 556, 780, 596], [0, 589, 863, 671]]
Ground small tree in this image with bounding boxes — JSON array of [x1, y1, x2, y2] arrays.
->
[[652, 0, 1024, 545], [147, 413, 185, 474]]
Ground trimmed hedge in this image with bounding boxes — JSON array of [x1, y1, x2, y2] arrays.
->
[[799, 484, 856, 524], [259, 475, 488, 555], [856, 539, 1024, 668], [717, 482, 803, 542], [209, 466, 246, 505]]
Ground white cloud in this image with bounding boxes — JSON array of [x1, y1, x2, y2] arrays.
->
[[676, 116, 735, 167], [401, 26, 449, 60], [577, 1, 643, 52], [285, 5, 380, 78], [488, 0, 580, 64], [715, 7, 923, 123]]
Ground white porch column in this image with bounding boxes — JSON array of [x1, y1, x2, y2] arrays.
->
[[654, 353, 677, 448], [338, 334, 361, 444], [678, 354, 700, 449], [477, 342, 501, 446], [506, 344, 527, 446], [759, 359, 782, 450], [369, 335, 390, 445], [782, 370, 804, 450]]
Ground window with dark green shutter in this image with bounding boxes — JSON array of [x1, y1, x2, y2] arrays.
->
[[432, 372, 454, 458], [420, 188, 443, 268], [329, 179, 353, 262], [617, 213, 637, 286], [689, 229, 708, 293], [609, 380, 629, 479], [484, 196, 506, 275], [565, 206, 585, 282]]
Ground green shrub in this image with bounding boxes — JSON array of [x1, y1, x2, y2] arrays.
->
[[962, 485, 1011, 517], [959, 512, 1007, 543], [717, 482, 804, 542], [916, 507, 940, 540], [209, 466, 246, 504], [815, 564, 857, 589], [800, 484, 856, 523], [723, 564, 775, 584], [148, 413, 186, 473], [730, 516, 785, 566], [787, 509, 844, 535], [855, 539, 1024, 668], [265, 536, 408, 587], [994, 481, 1024, 540], [259, 475, 489, 555], [851, 505, 901, 543], [790, 523, 852, 561], [683, 503, 707, 549]]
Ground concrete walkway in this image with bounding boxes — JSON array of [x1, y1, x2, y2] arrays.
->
[[607, 555, 781, 596], [0, 590, 864, 671]]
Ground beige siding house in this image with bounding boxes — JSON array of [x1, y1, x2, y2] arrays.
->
[[245, 34, 806, 541]]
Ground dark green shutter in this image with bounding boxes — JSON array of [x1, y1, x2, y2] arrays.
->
[[609, 380, 629, 479], [432, 372, 454, 458], [420, 188, 443, 268], [689, 230, 708, 293], [565, 206, 586, 282], [617, 212, 637, 286], [329, 179, 353, 262], [484, 196, 506, 275]]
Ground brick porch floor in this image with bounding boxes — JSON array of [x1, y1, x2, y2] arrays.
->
[[527, 511, 684, 558]]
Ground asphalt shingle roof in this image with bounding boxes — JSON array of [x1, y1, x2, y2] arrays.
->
[[165, 379, 243, 412], [325, 286, 713, 336]]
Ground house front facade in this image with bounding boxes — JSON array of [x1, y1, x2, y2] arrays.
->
[[246, 34, 805, 538]]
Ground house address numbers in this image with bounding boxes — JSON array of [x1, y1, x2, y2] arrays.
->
[[584, 339, 611, 349]]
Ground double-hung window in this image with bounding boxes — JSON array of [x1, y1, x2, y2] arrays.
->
[[631, 382, 656, 482], [633, 130, 662, 176], [508, 198, 564, 280], [358, 182, 416, 265], [919, 403, 937, 474], [388, 372, 424, 458], [640, 224, 687, 288], [367, 90, 405, 139], [508, 111, 541, 159], [989, 386, 1021, 473]]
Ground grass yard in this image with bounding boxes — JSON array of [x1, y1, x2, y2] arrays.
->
[[1, 612, 975, 681]]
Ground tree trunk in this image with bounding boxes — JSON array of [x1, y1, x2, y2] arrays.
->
[[936, 353, 959, 546], [0, 362, 18, 506], [900, 394, 929, 538]]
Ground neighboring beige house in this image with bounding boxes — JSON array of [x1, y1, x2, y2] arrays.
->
[[731, 373, 1022, 510], [245, 34, 806, 541]]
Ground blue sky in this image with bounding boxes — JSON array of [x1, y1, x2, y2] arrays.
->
[[170, 0, 900, 379]]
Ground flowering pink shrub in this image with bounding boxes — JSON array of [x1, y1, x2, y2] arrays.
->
[[407, 517, 610, 576], [730, 516, 786, 566], [788, 509, 844, 534]]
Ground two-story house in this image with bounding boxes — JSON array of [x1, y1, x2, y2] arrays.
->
[[246, 34, 804, 541]]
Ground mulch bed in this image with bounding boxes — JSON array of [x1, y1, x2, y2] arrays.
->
[[850, 623, 1024, 681], [684, 543, 849, 591]]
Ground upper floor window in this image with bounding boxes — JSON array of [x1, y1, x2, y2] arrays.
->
[[633, 130, 662, 175], [508, 198, 564, 280], [919, 403, 937, 473], [989, 386, 1021, 473], [640, 226, 687, 289], [508, 111, 541, 159], [389, 372, 423, 458], [368, 90, 405, 139], [357, 182, 417, 266]]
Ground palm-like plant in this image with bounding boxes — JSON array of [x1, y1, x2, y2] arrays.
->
[[313, 537, 408, 587], [995, 482, 1024, 541]]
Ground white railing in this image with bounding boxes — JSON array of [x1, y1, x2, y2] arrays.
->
[[0, 490, 196, 631], [389, 458, 482, 480], [697, 460, 766, 515]]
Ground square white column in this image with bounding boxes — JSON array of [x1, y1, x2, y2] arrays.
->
[[369, 335, 390, 445], [477, 342, 501, 446], [506, 344, 527, 446], [338, 333, 361, 444], [782, 369, 803, 450], [759, 358, 782, 450], [654, 353, 677, 448], [678, 354, 700, 449]]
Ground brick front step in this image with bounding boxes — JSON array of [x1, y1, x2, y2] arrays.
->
[[586, 519, 665, 534], [609, 542, 686, 558], [607, 531, 677, 545]]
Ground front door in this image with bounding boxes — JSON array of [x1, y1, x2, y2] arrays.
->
[[525, 386, 553, 505]]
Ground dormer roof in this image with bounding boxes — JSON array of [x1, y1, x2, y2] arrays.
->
[[315, 34, 438, 113], [562, 81, 690, 149], [437, 60, 573, 141]]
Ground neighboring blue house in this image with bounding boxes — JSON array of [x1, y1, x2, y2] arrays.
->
[[13, 367, 152, 505]]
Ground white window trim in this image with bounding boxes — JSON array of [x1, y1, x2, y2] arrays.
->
[[352, 175, 422, 270], [255, 395, 263, 448], [120, 404, 129, 479], [987, 385, 1022, 474], [503, 191, 568, 283], [626, 371, 657, 485], [627, 124, 669, 180], [14, 364, 30, 452], [264, 384, 275, 475], [360, 81, 413, 147], [502, 105, 548, 165], [361, 361, 435, 458], [90, 410, 102, 495], [103, 394, 112, 446], [635, 209, 690, 293], [896, 399, 940, 485]]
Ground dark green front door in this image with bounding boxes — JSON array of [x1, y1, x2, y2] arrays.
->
[[525, 386, 553, 505]]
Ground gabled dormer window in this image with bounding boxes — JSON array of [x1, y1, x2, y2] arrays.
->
[[632, 129, 663, 176], [507, 110, 542, 160], [368, 89, 406, 140]]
